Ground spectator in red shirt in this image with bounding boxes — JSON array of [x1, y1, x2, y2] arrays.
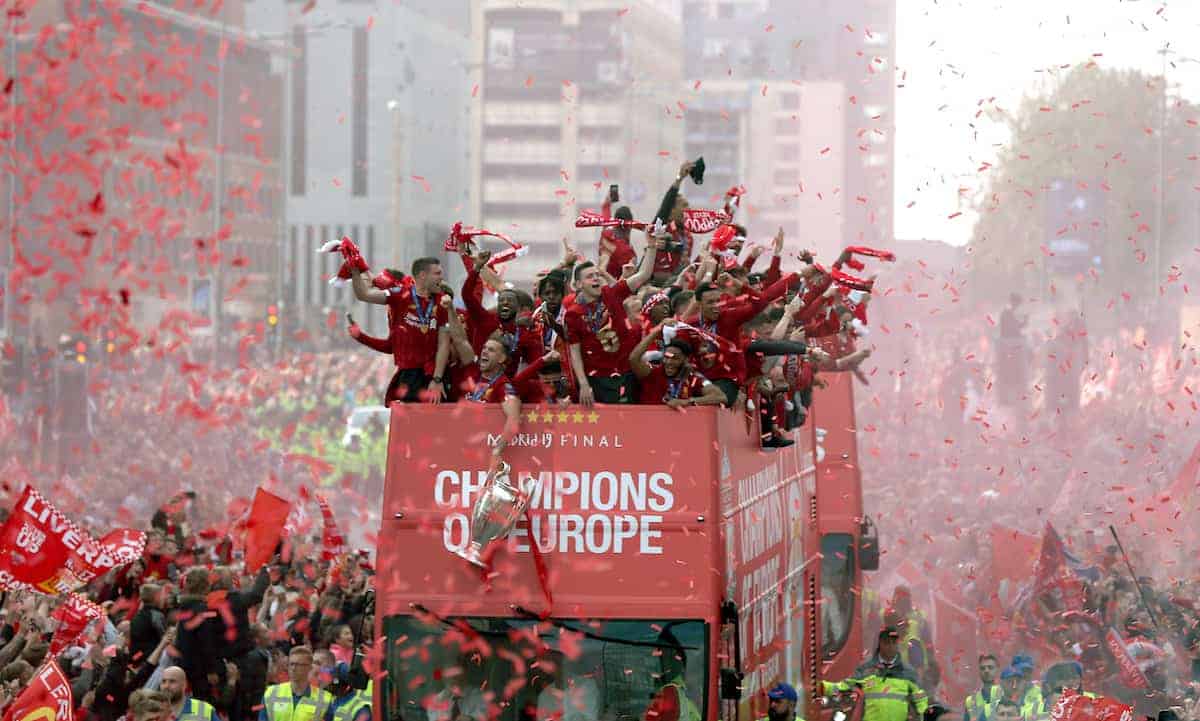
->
[[598, 187, 638, 280], [461, 337, 555, 455], [564, 236, 662, 406], [629, 327, 726, 407], [532, 272, 575, 404], [350, 257, 451, 404], [461, 255, 544, 374], [684, 273, 796, 405]]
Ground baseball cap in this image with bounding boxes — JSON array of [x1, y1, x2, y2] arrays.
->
[[1000, 666, 1021, 681], [767, 682, 799, 702]]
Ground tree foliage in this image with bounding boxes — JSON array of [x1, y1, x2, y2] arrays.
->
[[968, 62, 1200, 307]]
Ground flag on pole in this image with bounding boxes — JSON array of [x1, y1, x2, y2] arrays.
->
[[244, 488, 291, 573]]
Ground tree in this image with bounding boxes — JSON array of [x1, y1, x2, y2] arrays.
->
[[967, 62, 1200, 312]]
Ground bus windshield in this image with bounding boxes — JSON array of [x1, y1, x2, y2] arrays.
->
[[381, 615, 708, 721]]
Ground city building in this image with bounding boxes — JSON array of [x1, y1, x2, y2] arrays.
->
[[243, 0, 473, 336], [469, 0, 686, 285], [3, 0, 287, 345], [681, 0, 895, 255]]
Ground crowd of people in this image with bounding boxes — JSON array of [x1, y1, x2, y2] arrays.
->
[[0, 150, 1194, 721], [338, 161, 877, 451]]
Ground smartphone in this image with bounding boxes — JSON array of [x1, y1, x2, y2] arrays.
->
[[609, 184, 619, 203]]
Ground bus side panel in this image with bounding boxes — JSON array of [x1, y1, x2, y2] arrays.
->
[[810, 371, 866, 682], [716, 411, 817, 718]]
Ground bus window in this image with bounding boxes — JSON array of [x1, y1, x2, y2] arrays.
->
[[820, 533, 856, 660], [381, 615, 708, 721]]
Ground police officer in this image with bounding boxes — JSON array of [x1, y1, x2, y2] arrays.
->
[[1009, 656, 1041, 719], [259, 646, 334, 721], [762, 682, 805, 721], [822, 627, 929, 721], [328, 664, 371, 721], [964, 654, 1001, 721]]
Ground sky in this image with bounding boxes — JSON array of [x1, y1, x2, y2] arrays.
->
[[894, 0, 1200, 245]]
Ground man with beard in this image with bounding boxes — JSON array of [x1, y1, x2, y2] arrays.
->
[[629, 330, 726, 407], [822, 627, 928, 721], [350, 257, 451, 403], [461, 251, 543, 372], [161, 666, 219, 721], [763, 682, 802, 721]]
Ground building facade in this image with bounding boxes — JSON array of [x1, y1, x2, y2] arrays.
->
[[470, 0, 685, 285], [681, 0, 895, 255], [243, 0, 473, 336]]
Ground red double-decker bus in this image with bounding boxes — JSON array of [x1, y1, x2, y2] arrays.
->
[[374, 371, 876, 721]]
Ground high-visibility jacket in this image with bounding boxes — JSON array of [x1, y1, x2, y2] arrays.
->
[[1019, 686, 1043, 720], [263, 682, 334, 721], [330, 691, 371, 721], [176, 697, 218, 721], [964, 684, 1001, 721], [822, 660, 928, 721], [653, 678, 701, 721]]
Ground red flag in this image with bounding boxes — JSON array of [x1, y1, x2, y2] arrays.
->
[[315, 494, 345, 562], [1050, 691, 1133, 721], [1, 659, 73, 721], [990, 524, 1040, 605], [1031, 522, 1086, 613], [934, 594, 978, 704], [244, 488, 291, 573], [1103, 628, 1151, 689], [0, 486, 145, 595], [48, 594, 104, 656]]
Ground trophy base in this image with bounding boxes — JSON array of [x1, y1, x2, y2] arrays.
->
[[452, 544, 487, 568]]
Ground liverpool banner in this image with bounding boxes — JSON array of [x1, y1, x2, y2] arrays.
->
[[0, 486, 145, 595]]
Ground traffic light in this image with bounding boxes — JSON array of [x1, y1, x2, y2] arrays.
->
[[267, 304, 278, 327]]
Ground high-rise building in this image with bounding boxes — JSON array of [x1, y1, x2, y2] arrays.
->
[[243, 1, 473, 336], [3, 0, 287, 344], [681, 0, 895, 255], [470, 0, 685, 285]]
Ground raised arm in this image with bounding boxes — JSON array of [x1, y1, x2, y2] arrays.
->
[[654, 161, 693, 224], [346, 313, 392, 354], [626, 234, 662, 293], [628, 325, 662, 379], [351, 267, 388, 305], [442, 299, 475, 368]]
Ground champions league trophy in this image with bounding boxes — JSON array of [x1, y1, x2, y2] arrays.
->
[[454, 460, 530, 567]]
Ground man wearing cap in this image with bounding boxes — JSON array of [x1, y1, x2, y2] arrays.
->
[[762, 682, 805, 721], [822, 627, 928, 721], [1009, 655, 1041, 719], [964, 654, 1000, 721], [998, 667, 1023, 706]]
